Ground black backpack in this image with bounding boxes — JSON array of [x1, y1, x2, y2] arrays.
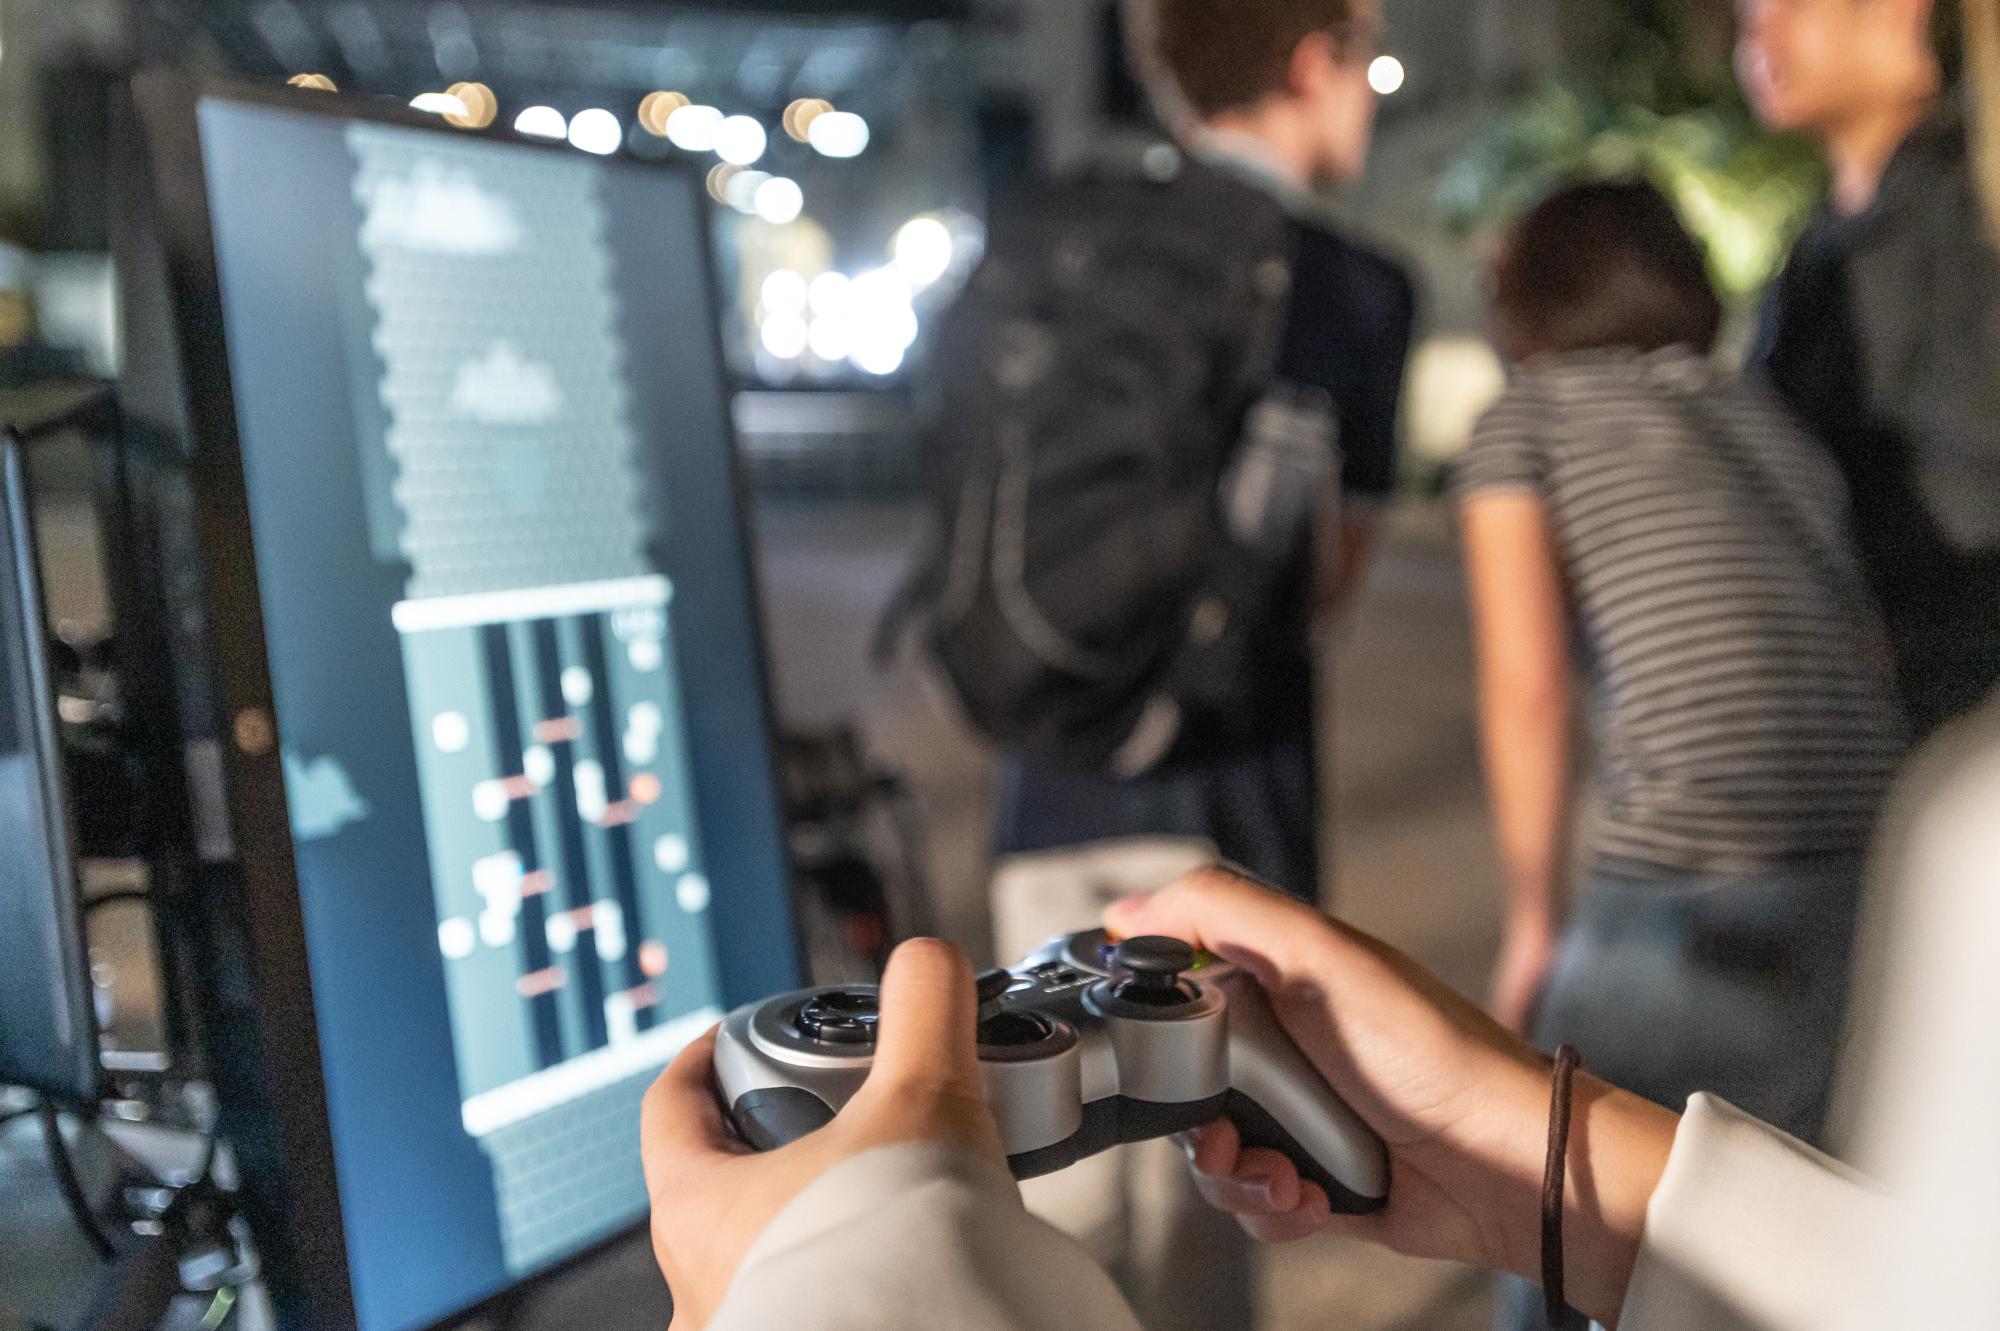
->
[[889, 150, 1317, 775]]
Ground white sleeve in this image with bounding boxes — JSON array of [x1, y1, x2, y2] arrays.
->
[[1617, 1094, 1883, 1331], [706, 1142, 1143, 1331]]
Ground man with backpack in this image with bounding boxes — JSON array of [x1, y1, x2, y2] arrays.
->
[[893, 3, 1413, 1323], [1739, 0, 2000, 736], [910, 0, 1415, 915]]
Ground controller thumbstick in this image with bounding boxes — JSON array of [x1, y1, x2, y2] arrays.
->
[[1111, 936, 1199, 1006], [796, 989, 880, 1045]]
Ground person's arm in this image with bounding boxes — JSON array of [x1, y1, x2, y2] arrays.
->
[[1106, 870, 1676, 1327], [1460, 490, 1575, 1031]]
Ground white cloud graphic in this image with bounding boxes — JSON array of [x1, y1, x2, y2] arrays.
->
[[283, 751, 370, 841], [358, 162, 523, 256], [449, 341, 563, 425]]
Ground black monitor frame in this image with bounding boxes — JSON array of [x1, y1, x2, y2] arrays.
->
[[124, 69, 804, 1331], [0, 419, 99, 1106]]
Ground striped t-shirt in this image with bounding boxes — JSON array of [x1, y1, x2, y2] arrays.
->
[[1457, 346, 1908, 873]]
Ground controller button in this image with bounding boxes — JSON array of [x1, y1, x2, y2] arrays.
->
[[796, 989, 879, 1045], [976, 968, 1015, 1005], [976, 967, 1020, 1024], [977, 1010, 1058, 1048]]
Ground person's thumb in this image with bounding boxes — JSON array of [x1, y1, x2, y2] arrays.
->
[[868, 937, 980, 1091], [846, 939, 1004, 1159]]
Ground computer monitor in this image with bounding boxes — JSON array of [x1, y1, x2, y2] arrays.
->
[[123, 75, 802, 1331], [0, 432, 98, 1106]]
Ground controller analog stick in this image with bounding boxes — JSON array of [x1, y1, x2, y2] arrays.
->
[[796, 989, 879, 1045], [1111, 936, 1199, 1006]]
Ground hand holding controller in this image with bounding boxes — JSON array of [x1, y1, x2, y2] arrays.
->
[[712, 927, 1390, 1213], [657, 874, 1678, 1328]]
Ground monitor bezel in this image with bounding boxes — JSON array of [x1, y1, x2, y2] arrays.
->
[[0, 426, 101, 1107], [126, 68, 805, 1331]]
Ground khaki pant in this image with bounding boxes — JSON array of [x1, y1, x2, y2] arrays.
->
[[992, 838, 1259, 1331]]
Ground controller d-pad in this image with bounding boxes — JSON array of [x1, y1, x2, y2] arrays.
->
[[796, 990, 879, 1045]]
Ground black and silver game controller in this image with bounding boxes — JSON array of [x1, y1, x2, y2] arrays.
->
[[712, 929, 1390, 1213]]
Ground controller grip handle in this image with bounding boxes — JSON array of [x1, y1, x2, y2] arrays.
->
[[1223, 1090, 1385, 1215], [731, 1087, 837, 1152]]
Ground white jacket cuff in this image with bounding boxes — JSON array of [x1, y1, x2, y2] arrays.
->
[[1618, 1094, 1882, 1331]]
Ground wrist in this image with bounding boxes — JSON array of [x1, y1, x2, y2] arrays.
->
[[1486, 1068, 1678, 1326], [1553, 1075, 1680, 1326]]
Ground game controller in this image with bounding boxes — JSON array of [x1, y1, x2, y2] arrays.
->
[[712, 929, 1389, 1213]]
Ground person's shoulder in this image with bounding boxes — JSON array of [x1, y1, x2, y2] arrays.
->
[[1877, 99, 1988, 240], [1453, 372, 1552, 498], [1468, 371, 1545, 441]]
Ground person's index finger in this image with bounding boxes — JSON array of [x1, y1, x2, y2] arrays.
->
[[869, 937, 980, 1094], [639, 1026, 740, 1194], [1107, 866, 1296, 953]]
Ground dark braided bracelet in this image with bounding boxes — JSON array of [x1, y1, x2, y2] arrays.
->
[[1542, 1044, 1581, 1327]]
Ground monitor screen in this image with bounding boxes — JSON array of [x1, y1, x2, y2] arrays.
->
[[156, 87, 799, 1331]]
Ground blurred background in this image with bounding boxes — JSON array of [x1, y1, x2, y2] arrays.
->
[[0, 1, 1832, 1327]]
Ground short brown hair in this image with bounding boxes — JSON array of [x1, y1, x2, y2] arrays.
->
[[1140, 0, 1365, 118], [1489, 180, 1722, 364]]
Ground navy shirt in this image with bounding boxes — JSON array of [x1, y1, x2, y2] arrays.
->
[[1278, 219, 1415, 504], [1239, 217, 1416, 740]]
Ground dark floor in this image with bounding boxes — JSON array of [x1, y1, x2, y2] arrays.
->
[[1, 496, 1507, 1331]]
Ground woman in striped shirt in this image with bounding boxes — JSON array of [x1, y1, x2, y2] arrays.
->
[[1457, 180, 1908, 1162]]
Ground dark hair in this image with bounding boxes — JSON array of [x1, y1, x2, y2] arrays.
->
[[1140, 0, 1365, 118], [1489, 179, 1723, 364]]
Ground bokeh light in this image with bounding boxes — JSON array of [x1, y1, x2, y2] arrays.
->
[[782, 98, 834, 143], [514, 105, 567, 140], [444, 82, 497, 130], [761, 269, 809, 315], [753, 176, 804, 225], [637, 91, 691, 137], [807, 111, 870, 158], [665, 104, 724, 152], [567, 108, 622, 155], [410, 91, 470, 118], [893, 216, 955, 287], [715, 115, 769, 166]]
